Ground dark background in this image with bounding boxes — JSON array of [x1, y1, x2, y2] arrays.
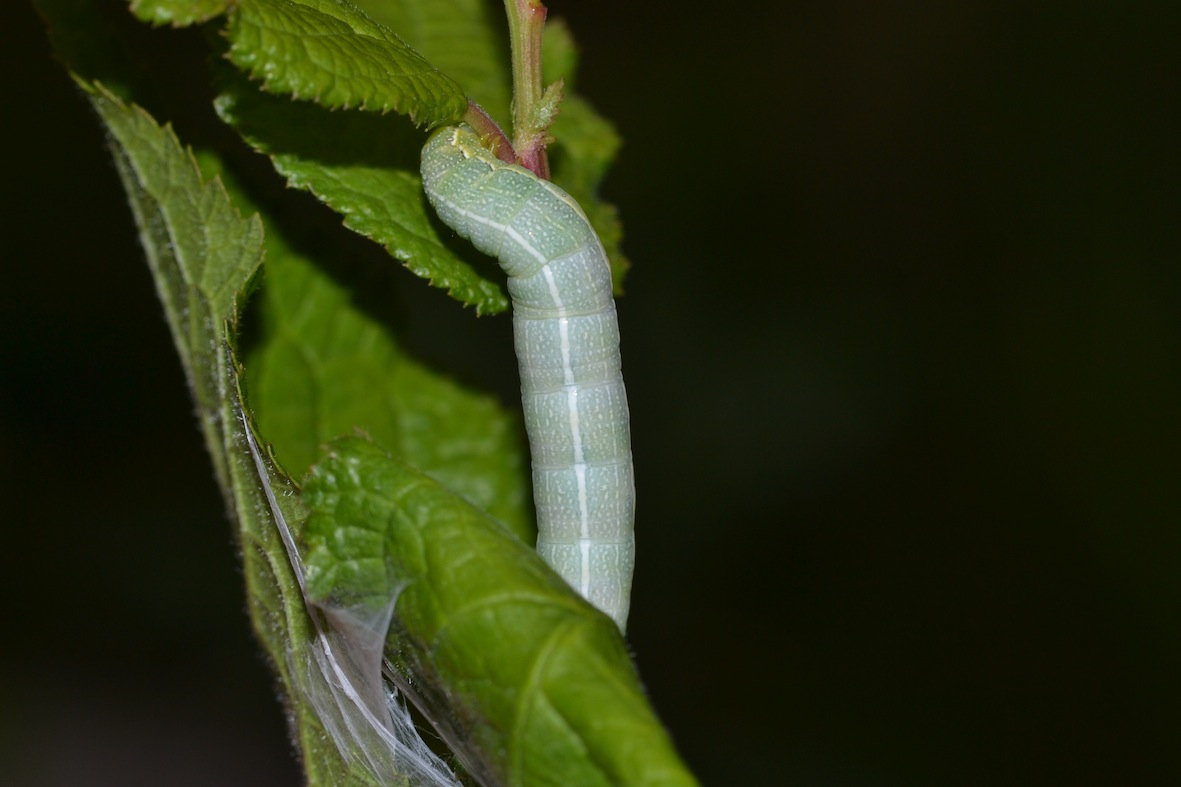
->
[[4, 1, 1179, 784]]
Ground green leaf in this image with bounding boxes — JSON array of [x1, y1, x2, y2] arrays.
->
[[535, 12, 632, 290], [541, 16, 579, 89], [90, 85, 263, 490], [82, 84, 366, 784], [549, 96, 632, 291], [238, 173, 531, 540], [350, 0, 512, 126], [303, 437, 700, 787], [226, 0, 467, 126], [129, 0, 230, 26], [213, 71, 511, 314]]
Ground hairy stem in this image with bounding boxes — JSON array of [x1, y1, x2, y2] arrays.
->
[[504, 0, 550, 178]]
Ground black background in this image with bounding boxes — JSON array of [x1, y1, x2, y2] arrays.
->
[[3, 1, 1180, 784]]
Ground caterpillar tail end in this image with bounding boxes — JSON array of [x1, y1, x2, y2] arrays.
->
[[537, 537, 635, 633]]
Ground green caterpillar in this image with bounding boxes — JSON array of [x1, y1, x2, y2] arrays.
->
[[421, 125, 635, 631]]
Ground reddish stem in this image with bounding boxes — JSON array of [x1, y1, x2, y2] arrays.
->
[[462, 100, 516, 163]]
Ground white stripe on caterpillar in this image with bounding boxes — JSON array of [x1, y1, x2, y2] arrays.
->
[[421, 124, 635, 631]]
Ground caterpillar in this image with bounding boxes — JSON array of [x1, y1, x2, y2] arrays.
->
[[421, 124, 635, 631]]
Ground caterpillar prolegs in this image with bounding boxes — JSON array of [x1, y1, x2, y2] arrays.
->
[[421, 125, 635, 631]]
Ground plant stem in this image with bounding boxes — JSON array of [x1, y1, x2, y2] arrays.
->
[[463, 100, 515, 163], [504, 0, 549, 177]]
